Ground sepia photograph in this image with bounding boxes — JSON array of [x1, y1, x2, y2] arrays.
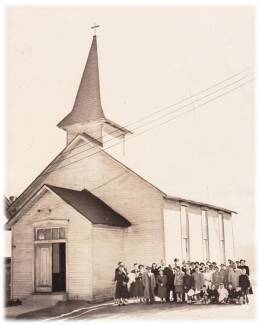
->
[[1, 0, 258, 322]]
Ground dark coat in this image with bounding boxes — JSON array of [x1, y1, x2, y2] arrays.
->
[[239, 274, 250, 290], [156, 275, 167, 298], [207, 288, 219, 302], [115, 271, 129, 299], [163, 267, 174, 289], [227, 288, 236, 299], [183, 274, 194, 290]]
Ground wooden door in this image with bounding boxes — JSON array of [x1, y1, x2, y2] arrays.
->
[[35, 244, 52, 292]]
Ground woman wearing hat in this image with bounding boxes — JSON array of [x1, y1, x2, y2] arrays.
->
[[115, 265, 129, 306]]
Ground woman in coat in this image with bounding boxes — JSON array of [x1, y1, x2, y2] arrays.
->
[[174, 267, 184, 303], [229, 265, 242, 288], [151, 262, 159, 296], [156, 269, 167, 302], [239, 268, 251, 304], [212, 267, 221, 289], [115, 266, 129, 306], [129, 263, 144, 302], [192, 267, 204, 301], [142, 267, 156, 304]]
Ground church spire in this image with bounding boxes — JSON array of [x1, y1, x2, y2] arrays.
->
[[58, 34, 105, 128], [58, 28, 131, 148]]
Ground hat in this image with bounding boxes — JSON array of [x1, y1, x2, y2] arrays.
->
[[146, 266, 151, 270], [240, 259, 246, 263]]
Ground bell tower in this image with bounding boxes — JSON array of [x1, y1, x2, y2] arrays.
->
[[57, 28, 130, 149]]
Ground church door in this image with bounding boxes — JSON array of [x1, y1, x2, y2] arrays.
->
[[35, 243, 52, 292]]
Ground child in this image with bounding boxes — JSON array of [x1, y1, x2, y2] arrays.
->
[[200, 285, 209, 304], [208, 284, 219, 304], [187, 288, 195, 304], [239, 268, 251, 304], [234, 286, 244, 305], [227, 283, 236, 304], [217, 283, 228, 304]]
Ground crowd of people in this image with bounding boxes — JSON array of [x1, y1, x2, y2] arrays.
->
[[113, 258, 252, 307]]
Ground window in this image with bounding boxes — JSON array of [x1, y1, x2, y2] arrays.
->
[[35, 227, 66, 241], [180, 205, 190, 260], [201, 210, 210, 261], [218, 213, 225, 263]]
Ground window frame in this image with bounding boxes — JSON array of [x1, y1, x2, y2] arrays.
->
[[34, 226, 66, 243]]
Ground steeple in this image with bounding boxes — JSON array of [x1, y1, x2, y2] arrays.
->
[[58, 31, 130, 148], [58, 35, 105, 128]]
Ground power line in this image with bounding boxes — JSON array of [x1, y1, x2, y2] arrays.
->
[[55, 66, 254, 158], [53, 72, 254, 166], [42, 77, 254, 177]]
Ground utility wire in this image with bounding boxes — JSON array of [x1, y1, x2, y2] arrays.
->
[[54, 72, 254, 166], [42, 77, 254, 177], [56, 66, 254, 158], [10, 73, 254, 210]]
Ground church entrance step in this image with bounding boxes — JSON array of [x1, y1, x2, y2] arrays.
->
[[21, 292, 68, 306]]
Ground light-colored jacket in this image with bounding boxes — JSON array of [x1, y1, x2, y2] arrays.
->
[[142, 273, 156, 299], [228, 269, 242, 288], [192, 271, 204, 290]]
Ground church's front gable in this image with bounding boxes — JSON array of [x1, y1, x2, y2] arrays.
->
[[11, 186, 93, 300]]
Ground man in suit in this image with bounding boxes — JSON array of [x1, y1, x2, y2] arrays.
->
[[142, 266, 156, 304]]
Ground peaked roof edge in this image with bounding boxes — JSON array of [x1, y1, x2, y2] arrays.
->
[[164, 195, 237, 214], [6, 184, 131, 230], [7, 133, 166, 219]]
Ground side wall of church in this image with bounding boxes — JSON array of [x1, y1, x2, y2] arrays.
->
[[92, 225, 125, 301], [11, 190, 93, 300], [163, 200, 235, 264]]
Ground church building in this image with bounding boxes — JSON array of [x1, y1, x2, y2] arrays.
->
[[6, 32, 236, 302]]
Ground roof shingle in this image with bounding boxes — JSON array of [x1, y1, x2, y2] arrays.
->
[[47, 184, 131, 227]]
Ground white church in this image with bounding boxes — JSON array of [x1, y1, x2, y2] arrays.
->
[[6, 32, 236, 302]]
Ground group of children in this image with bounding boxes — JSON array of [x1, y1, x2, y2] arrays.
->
[[113, 258, 252, 306]]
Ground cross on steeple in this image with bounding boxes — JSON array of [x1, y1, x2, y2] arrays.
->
[[91, 23, 100, 36]]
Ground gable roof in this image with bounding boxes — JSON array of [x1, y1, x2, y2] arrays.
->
[[48, 185, 131, 227], [7, 133, 165, 219], [6, 184, 131, 229]]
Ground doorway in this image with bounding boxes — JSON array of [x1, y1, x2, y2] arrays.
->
[[52, 243, 66, 292], [35, 242, 66, 292]]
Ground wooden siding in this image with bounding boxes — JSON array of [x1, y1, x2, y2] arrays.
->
[[12, 190, 93, 300], [92, 225, 125, 301]]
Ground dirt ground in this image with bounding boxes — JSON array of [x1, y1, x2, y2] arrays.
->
[[15, 294, 256, 321]]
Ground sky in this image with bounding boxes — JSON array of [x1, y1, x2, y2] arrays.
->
[[4, 5, 255, 259]]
